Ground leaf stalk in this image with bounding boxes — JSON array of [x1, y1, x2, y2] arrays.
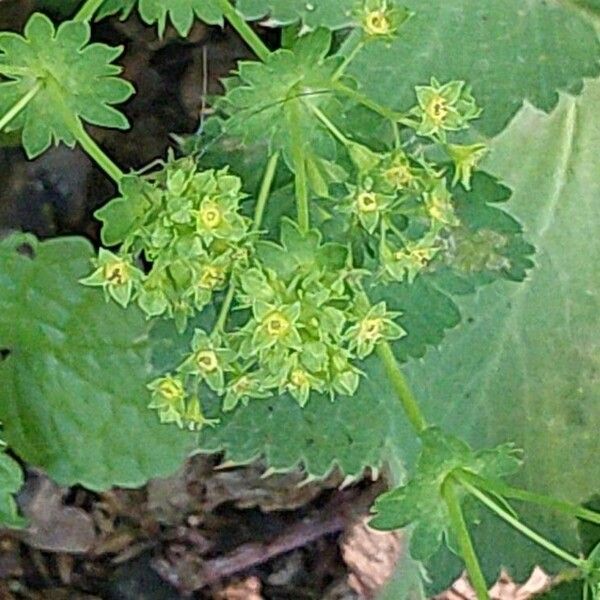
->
[[459, 475, 585, 569], [215, 0, 271, 62], [442, 476, 491, 600], [74, 0, 105, 22]]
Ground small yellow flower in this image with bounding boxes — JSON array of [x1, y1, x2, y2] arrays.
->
[[264, 312, 291, 338], [384, 164, 414, 189], [103, 260, 130, 286], [199, 200, 222, 229], [358, 317, 385, 342], [363, 9, 392, 36], [156, 377, 184, 401], [196, 349, 219, 373], [198, 265, 225, 290], [356, 190, 379, 213], [290, 369, 309, 388], [425, 94, 449, 126]]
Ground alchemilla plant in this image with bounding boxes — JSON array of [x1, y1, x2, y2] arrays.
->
[[1, 0, 600, 598]]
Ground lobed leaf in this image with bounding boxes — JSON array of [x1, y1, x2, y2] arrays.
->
[[349, 0, 600, 135], [406, 79, 600, 590], [97, 0, 223, 36], [0, 235, 194, 490], [0, 13, 134, 158]]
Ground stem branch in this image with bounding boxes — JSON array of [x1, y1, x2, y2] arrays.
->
[[215, 0, 270, 62], [459, 475, 585, 569], [460, 471, 600, 526], [442, 476, 490, 600], [0, 81, 41, 132]]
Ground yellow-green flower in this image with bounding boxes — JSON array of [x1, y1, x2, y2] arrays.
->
[[147, 375, 186, 427], [80, 248, 141, 308]]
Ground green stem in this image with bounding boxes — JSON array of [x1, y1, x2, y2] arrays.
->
[[459, 476, 585, 569], [288, 101, 310, 232], [73, 0, 105, 22], [376, 339, 428, 434], [214, 151, 280, 334], [334, 82, 407, 122], [252, 151, 280, 231], [71, 120, 124, 183], [460, 471, 600, 526], [333, 29, 366, 80], [215, 0, 270, 62], [214, 283, 236, 333], [310, 104, 351, 146], [442, 476, 490, 600], [0, 81, 41, 132]]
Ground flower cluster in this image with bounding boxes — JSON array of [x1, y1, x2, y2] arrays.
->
[[81, 158, 252, 332], [147, 220, 405, 425], [324, 81, 485, 284]]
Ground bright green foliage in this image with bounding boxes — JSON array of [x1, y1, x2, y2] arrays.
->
[[0, 446, 25, 528], [89, 157, 252, 332], [0, 13, 133, 157], [218, 29, 342, 165], [0, 235, 193, 490], [97, 0, 223, 36], [370, 428, 521, 560], [349, 0, 600, 134], [406, 80, 600, 587]]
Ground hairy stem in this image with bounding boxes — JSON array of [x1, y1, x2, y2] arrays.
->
[[442, 476, 490, 600], [376, 342, 428, 434], [460, 471, 600, 526], [215, 0, 270, 62], [0, 81, 42, 132], [459, 476, 585, 569], [74, 0, 105, 22], [288, 101, 310, 232]]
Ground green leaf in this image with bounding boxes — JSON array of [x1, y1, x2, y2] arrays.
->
[[0, 236, 193, 490], [0, 449, 25, 528], [0, 13, 134, 158], [406, 79, 600, 586], [349, 0, 600, 135], [236, 0, 355, 29], [370, 428, 521, 560], [97, 0, 223, 36], [218, 29, 341, 167]]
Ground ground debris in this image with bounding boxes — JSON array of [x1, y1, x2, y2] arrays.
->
[[434, 567, 553, 600], [341, 517, 404, 599]]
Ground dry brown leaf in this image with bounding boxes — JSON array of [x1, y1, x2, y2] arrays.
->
[[341, 517, 404, 599], [435, 567, 553, 600]]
